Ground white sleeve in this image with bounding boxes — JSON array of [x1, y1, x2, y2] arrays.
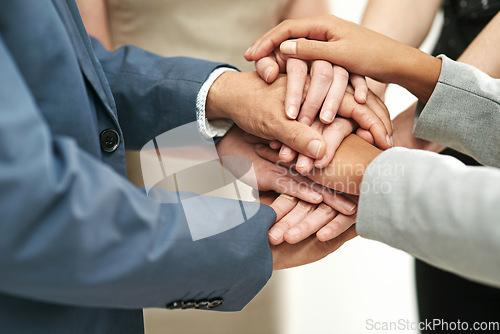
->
[[196, 67, 235, 140]]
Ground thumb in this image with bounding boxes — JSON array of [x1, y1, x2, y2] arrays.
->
[[280, 39, 341, 64], [255, 56, 280, 83], [274, 120, 327, 160]]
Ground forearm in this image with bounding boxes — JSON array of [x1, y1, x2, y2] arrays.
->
[[392, 47, 442, 103], [362, 0, 442, 97], [283, 0, 330, 20], [362, 0, 442, 48], [458, 12, 500, 78]]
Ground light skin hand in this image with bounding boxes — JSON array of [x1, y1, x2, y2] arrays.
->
[[254, 48, 368, 123], [254, 50, 393, 151], [281, 85, 392, 171], [293, 117, 357, 175], [216, 126, 322, 203], [206, 71, 327, 160], [256, 134, 382, 196], [245, 15, 442, 104], [258, 192, 358, 271], [268, 193, 358, 245], [271, 223, 358, 270], [217, 127, 358, 213]]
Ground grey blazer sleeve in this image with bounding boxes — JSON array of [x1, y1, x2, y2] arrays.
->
[[413, 55, 500, 168], [357, 148, 500, 287]]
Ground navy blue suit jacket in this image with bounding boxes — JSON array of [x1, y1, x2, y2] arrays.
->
[[0, 1, 275, 333]]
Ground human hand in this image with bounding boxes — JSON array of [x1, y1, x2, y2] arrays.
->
[[206, 71, 327, 160], [254, 48, 368, 123], [254, 55, 393, 151], [269, 196, 358, 270], [268, 193, 358, 245], [287, 117, 357, 175], [256, 134, 382, 195], [217, 126, 358, 214], [276, 85, 392, 175], [245, 15, 442, 104], [392, 102, 445, 152]]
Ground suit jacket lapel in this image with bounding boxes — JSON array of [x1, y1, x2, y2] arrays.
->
[[52, 0, 119, 125]]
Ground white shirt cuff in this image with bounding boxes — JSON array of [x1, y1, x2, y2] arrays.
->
[[196, 67, 236, 140]]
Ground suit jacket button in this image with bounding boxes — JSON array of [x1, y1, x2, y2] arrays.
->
[[166, 301, 182, 309], [208, 298, 224, 309], [100, 129, 120, 153]]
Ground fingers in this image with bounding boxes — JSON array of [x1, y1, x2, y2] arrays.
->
[[268, 199, 316, 245], [367, 92, 393, 144], [319, 65, 349, 124], [314, 117, 357, 169], [271, 224, 358, 270], [295, 154, 315, 175], [279, 144, 297, 163], [273, 119, 326, 160], [356, 128, 375, 145], [285, 58, 309, 119], [298, 60, 333, 123], [284, 203, 338, 244], [243, 132, 270, 145], [313, 184, 358, 216], [271, 172, 324, 204], [350, 74, 368, 104], [255, 144, 287, 165], [317, 213, 357, 242], [245, 17, 336, 62], [269, 140, 281, 150], [337, 92, 392, 150], [269, 194, 299, 222], [294, 120, 323, 175], [280, 39, 336, 62], [255, 56, 280, 83]]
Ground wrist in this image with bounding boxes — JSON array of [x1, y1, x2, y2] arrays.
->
[[394, 48, 442, 103], [206, 71, 238, 120]]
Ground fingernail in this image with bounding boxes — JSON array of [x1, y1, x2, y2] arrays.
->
[[265, 67, 273, 82], [298, 116, 311, 125], [344, 202, 357, 213], [281, 146, 294, 157], [245, 47, 252, 55], [296, 160, 310, 174], [280, 194, 296, 201], [281, 41, 297, 55], [313, 193, 323, 202], [386, 134, 394, 147], [268, 231, 280, 241], [286, 106, 298, 119], [360, 94, 367, 103], [321, 110, 335, 123], [307, 140, 323, 158]]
